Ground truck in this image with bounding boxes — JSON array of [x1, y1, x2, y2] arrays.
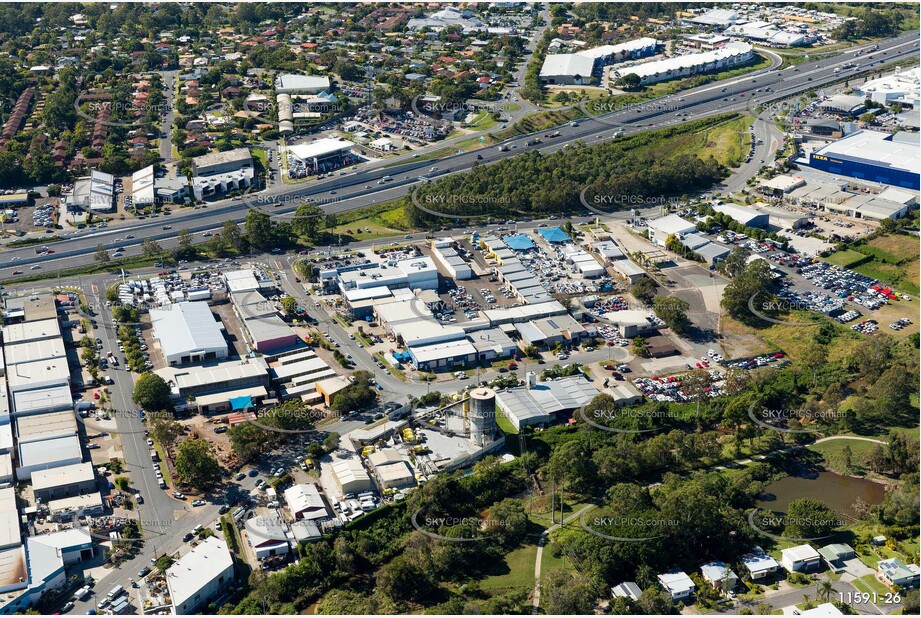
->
[[497, 144, 509, 152], [107, 585, 125, 601], [74, 586, 92, 601]]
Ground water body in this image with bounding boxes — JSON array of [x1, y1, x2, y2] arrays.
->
[[757, 470, 886, 519]]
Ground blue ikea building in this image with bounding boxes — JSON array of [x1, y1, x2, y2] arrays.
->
[[807, 130, 919, 190]]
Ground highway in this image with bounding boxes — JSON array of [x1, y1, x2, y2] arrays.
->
[[2, 32, 917, 279]]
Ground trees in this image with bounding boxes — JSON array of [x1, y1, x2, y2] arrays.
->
[[784, 497, 839, 539], [174, 228, 196, 260], [133, 373, 172, 411], [174, 439, 221, 490], [331, 371, 378, 413], [222, 220, 245, 252], [720, 258, 774, 324], [653, 296, 690, 333], [376, 557, 432, 604], [630, 276, 656, 305], [95, 243, 111, 264], [228, 422, 271, 463], [718, 246, 750, 278], [291, 203, 324, 240], [245, 209, 273, 249], [542, 571, 596, 615], [141, 238, 164, 259], [148, 413, 183, 451]]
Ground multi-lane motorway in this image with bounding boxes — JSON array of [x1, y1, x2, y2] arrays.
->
[[3, 32, 917, 279]]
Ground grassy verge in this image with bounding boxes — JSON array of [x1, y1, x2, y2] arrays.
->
[[478, 543, 537, 591], [7, 235, 63, 248], [374, 353, 406, 381], [221, 515, 242, 556], [496, 412, 519, 437], [152, 439, 173, 486], [382, 147, 454, 168], [1, 254, 170, 285], [807, 439, 878, 475], [468, 111, 498, 131]]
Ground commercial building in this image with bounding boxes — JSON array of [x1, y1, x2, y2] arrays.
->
[[760, 175, 807, 197], [514, 314, 588, 348], [1, 318, 61, 344], [192, 147, 253, 177], [608, 258, 647, 283], [315, 376, 351, 407], [407, 7, 485, 33], [612, 42, 754, 86], [684, 8, 741, 28], [696, 242, 731, 265], [430, 239, 472, 280], [604, 310, 657, 338], [14, 411, 77, 445], [16, 435, 82, 481], [807, 130, 920, 190], [606, 382, 644, 407], [647, 214, 697, 246], [190, 148, 255, 200], [330, 457, 373, 496], [284, 484, 330, 523], [224, 269, 264, 293], [155, 357, 270, 413], [541, 38, 658, 85], [781, 544, 822, 573], [2, 338, 65, 367], [0, 487, 20, 551], [855, 67, 920, 109], [657, 570, 695, 601], [271, 353, 338, 401], [287, 139, 355, 174], [725, 22, 808, 47], [274, 74, 331, 95], [713, 203, 770, 228], [64, 170, 115, 213], [539, 54, 596, 86], [337, 256, 439, 295], [244, 515, 290, 559], [132, 165, 188, 206], [31, 463, 96, 502], [366, 449, 415, 489], [818, 95, 865, 116], [496, 374, 598, 430], [231, 291, 301, 354], [166, 536, 235, 614], [150, 302, 228, 366], [575, 38, 659, 66]]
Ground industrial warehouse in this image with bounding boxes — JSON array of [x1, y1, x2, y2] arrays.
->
[[807, 129, 920, 190]]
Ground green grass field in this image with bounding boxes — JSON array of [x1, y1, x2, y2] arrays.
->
[[807, 439, 878, 475], [478, 544, 538, 591], [669, 115, 754, 167], [824, 249, 869, 268]]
